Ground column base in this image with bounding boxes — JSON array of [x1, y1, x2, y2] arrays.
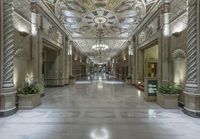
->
[[0, 107, 17, 117], [39, 82, 45, 97], [182, 108, 200, 118], [0, 91, 17, 117], [183, 92, 200, 118]]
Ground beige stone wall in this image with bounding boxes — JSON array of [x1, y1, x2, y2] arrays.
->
[[13, 13, 31, 89], [72, 46, 87, 79], [170, 30, 187, 84], [169, 11, 187, 84]]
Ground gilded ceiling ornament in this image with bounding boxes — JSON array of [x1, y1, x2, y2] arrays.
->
[[54, 0, 146, 63], [92, 0, 108, 7]]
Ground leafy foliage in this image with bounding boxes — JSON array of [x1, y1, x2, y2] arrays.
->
[[158, 83, 182, 94], [69, 75, 75, 79], [126, 76, 132, 79], [18, 81, 39, 95]]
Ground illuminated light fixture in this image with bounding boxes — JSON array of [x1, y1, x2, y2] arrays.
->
[[172, 32, 182, 37], [90, 128, 109, 139], [93, 18, 109, 64], [138, 81, 141, 84], [123, 56, 126, 61], [92, 44, 108, 50], [19, 31, 29, 37], [74, 55, 78, 61]]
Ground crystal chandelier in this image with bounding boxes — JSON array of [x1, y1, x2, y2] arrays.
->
[[92, 19, 108, 64]]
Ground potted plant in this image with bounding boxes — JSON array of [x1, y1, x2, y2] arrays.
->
[[17, 81, 41, 109], [157, 83, 182, 109], [69, 75, 76, 85], [126, 76, 132, 84]]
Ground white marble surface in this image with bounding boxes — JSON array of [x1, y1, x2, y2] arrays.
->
[[0, 77, 200, 139]]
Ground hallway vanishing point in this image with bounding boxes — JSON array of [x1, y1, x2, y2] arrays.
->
[[0, 76, 200, 139]]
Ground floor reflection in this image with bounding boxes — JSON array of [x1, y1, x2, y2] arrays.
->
[[1, 76, 200, 139], [90, 128, 110, 139]]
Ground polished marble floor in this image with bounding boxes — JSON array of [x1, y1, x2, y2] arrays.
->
[[0, 76, 200, 139]]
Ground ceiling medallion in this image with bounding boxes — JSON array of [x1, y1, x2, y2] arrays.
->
[[83, 8, 118, 27], [93, 16, 107, 24]]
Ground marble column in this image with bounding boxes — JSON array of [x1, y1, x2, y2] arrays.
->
[[183, 0, 200, 117], [158, 2, 171, 84], [131, 37, 136, 85], [31, 2, 45, 95], [128, 41, 132, 77], [66, 40, 72, 83], [136, 47, 144, 83], [0, 0, 17, 117], [113, 59, 116, 76], [64, 36, 68, 85]]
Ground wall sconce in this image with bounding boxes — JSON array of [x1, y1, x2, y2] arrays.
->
[[19, 31, 29, 37], [172, 32, 181, 37]]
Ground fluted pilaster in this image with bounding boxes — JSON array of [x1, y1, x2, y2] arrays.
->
[[2, 0, 14, 88], [184, 0, 198, 93]]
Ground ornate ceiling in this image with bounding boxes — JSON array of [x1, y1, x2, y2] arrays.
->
[[55, 0, 146, 37], [44, 0, 147, 63]]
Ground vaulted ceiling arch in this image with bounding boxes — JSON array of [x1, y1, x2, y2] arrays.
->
[[44, 0, 150, 64]]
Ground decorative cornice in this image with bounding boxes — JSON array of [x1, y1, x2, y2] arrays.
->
[[129, 0, 162, 39]]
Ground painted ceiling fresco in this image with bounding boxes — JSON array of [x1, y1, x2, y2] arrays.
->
[[44, 0, 149, 63], [55, 0, 146, 37]]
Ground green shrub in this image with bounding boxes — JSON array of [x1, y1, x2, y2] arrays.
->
[[18, 81, 39, 95], [158, 83, 182, 94], [126, 76, 132, 79], [69, 75, 75, 79]]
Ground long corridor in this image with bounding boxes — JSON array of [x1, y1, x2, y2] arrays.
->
[[0, 77, 200, 139]]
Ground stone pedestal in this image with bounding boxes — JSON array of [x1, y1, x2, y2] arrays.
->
[[126, 79, 132, 85], [0, 92, 17, 117], [69, 79, 76, 85], [183, 93, 200, 117], [157, 93, 179, 109], [17, 93, 41, 109]]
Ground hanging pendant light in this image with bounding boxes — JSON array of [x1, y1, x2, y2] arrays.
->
[[92, 19, 108, 64]]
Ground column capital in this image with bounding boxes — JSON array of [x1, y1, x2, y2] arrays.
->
[[160, 2, 170, 14], [31, 1, 39, 13], [132, 36, 136, 43]]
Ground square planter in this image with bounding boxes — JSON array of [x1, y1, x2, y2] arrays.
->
[[126, 79, 132, 85], [69, 79, 76, 85], [17, 93, 41, 109], [156, 92, 179, 109], [178, 92, 185, 106]]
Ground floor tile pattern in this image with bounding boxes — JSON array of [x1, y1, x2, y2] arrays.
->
[[0, 77, 200, 139]]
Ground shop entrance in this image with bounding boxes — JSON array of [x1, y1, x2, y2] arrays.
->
[[143, 44, 158, 78], [42, 46, 60, 86]]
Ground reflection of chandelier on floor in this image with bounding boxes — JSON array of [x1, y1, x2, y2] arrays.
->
[[92, 18, 109, 64]]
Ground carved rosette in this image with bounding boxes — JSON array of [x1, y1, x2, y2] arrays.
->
[[2, 0, 15, 88], [185, 0, 198, 93]]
